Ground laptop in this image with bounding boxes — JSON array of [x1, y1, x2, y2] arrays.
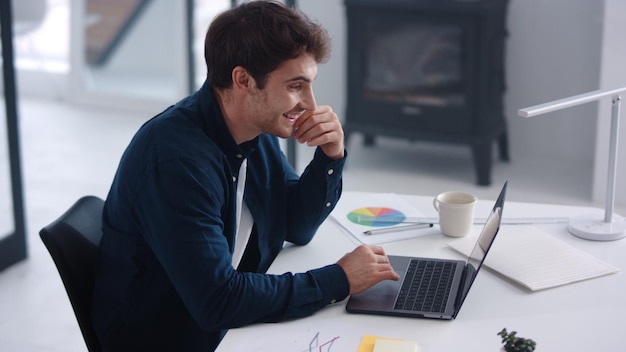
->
[[346, 181, 507, 320]]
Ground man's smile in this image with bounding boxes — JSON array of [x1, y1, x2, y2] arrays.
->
[[283, 110, 305, 122]]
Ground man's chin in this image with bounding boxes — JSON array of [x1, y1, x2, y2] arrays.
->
[[279, 127, 297, 139], [272, 131, 294, 140]]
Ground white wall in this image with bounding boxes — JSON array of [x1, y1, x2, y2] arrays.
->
[[505, 0, 603, 162], [297, 0, 346, 122], [594, 0, 626, 210]]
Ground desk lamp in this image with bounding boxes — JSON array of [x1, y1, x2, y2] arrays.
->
[[518, 87, 626, 241]]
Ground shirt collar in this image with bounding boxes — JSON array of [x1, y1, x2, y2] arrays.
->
[[195, 81, 258, 159]]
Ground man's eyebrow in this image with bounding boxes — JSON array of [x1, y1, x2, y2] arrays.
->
[[285, 76, 312, 83]]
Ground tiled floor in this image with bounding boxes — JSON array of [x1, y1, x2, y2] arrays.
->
[[1, 97, 622, 351]]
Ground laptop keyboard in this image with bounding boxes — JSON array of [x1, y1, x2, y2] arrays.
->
[[394, 259, 455, 313]]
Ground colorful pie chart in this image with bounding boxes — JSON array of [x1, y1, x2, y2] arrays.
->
[[347, 207, 406, 227]]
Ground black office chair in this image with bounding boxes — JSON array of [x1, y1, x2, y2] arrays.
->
[[40, 196, 104, 352]]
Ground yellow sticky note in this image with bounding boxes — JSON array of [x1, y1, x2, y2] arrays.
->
[[357, 334, 418, 352], [373, 339, 418, 352], [356, 334, 390, 352]]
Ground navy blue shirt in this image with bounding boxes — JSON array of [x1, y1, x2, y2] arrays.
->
[[92, 82, 349, 351]]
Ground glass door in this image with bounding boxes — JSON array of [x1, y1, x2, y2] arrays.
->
[[1, 0, 27, 271], [69, 0, 192, 111]]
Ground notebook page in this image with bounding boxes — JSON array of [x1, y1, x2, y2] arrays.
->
[[448, 225, 620, 291]]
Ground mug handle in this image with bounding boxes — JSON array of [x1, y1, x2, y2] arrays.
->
[[433, 197, 440, 211]]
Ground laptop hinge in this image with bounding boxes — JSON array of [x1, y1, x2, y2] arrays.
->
[[452, 264, 476, 318]]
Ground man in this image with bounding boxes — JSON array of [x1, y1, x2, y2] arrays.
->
[[92, 1, 399, 351]]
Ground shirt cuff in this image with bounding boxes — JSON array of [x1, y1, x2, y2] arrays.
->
[[313, 147, 347, 168], [308, 263, 350, 305]]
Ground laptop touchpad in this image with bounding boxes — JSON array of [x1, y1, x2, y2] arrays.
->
[[348, 271, 404, 309]]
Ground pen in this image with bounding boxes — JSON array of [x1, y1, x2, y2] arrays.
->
[[357, 215, 569, 225], [363, 223, 433, 235]]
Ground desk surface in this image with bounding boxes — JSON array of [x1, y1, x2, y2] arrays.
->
[[216, 193, 625, 351]]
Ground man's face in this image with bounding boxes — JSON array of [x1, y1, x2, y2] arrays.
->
[[245, 53, 318, 139]]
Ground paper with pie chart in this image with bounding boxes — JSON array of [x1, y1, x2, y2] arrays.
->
[[330, 193, 430, 244], [347, 207, 406, 227]]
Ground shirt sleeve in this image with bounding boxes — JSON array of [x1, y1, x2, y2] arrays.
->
[[284, 147, 347, 245], [131, 155, 349, 330]]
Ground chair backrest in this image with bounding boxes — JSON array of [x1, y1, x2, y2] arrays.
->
[[40, 196, 105, 352]]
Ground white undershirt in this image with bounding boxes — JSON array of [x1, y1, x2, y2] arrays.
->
[[232, 158, 254, 268]]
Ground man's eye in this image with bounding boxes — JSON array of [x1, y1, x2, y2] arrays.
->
[[290, 84, 302, 90]]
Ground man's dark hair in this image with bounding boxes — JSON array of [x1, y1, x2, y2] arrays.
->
[[205, 0, 331, 90]]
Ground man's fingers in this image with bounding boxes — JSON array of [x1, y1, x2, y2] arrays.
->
[[291, 105, 344, 159], [336, 245, 403, 294]]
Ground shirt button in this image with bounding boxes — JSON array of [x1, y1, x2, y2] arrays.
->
[[330, 299, 336, 304], [236, 154, 243, 159], [327, 169, 334, 175], [232, 176, 237, 182], [325, 202, 332, 207]]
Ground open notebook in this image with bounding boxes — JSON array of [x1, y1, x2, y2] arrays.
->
[[448, 225, 620, 291]]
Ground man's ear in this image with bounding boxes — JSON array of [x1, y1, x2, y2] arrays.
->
[[232, 66, 253, 90]]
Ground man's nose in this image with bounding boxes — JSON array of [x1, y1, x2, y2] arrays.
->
[[301, 87, 317, 111]]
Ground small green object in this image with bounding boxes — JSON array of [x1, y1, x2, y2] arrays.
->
[[498, 328, 537, 352]]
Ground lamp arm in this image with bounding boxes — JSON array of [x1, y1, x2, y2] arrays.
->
[[518, 87, 626, 225], [518, 87, 626, 117]]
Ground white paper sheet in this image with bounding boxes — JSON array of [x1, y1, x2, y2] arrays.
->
[[448, 225, 620, 291], [330, 193, 430, 244]]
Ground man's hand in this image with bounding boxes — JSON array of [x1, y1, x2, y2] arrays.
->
[[336, 245, 400, 295], [293, 105, 344, 160]]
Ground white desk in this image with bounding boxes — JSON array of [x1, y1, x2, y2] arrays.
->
[[216, 193, 625, 351]]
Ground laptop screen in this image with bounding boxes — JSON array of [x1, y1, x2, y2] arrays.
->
[[454, 182, 506, 314]]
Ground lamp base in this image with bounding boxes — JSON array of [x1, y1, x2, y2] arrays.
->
[[568, 214, 626, 241]]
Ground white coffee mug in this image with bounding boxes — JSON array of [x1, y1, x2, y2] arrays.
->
[[433, 191, 477, 237]]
